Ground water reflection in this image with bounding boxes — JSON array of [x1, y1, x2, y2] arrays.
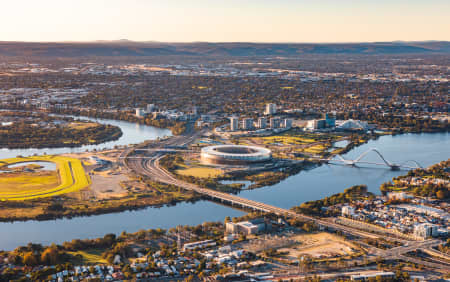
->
[[0, 116, 172, 159], [0, 201, 244, 251], [239, 133, 449, 209]]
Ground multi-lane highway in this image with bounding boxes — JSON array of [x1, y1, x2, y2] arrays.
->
[[121, 128, 450, 271]]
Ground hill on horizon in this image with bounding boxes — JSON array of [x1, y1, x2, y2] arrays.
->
[[0, 41, 449, 57]]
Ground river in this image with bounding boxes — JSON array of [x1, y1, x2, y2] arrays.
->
[[238, 133, 449, 208], [0, 116, 448, 250], [0, 115, 172, 159]]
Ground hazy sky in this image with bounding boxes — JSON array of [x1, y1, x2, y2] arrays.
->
[[1, 0, 449, 42]]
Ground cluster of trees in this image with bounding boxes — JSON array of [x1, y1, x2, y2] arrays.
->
[[292, 185, 372, 216], [0, 120, 122, 149], [219, 161, 307, 190], [53, 107, 187, 135], [412, 184, 448, 199], [436, 239, 450, 255], [381, 160, 449, 200], [361, 238, 400, 250], [158, 154, 184, 171], [403, 160, 449, 180], [71, 70, 447, 118], [1, 218, 232, 280], [158, 154, 237, 193], [7, 243, 68, 267], [6, 234, 119, 267], [337, 112, 449, 133]]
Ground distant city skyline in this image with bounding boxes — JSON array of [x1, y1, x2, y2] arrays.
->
[[1, 0, 449, 43]]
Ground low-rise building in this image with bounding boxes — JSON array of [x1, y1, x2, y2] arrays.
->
[[413, 223, 438, 239], [351, 272, 395, 281], [226, 218, 271, 235], [342, 206, 355, 217], [183, 240, 216, 252]]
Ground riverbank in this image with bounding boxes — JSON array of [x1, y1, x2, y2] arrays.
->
[[1, 104, 187, 135], [161, 130, 376, 193], [0, 109, 447, 249], [0, 187, 201, 223], [0, 110, 123, 149], [237, 132, 449, 209], [0, 200, 245, 251], [0, 150, 200, 222]]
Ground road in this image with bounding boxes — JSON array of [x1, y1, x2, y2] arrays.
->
[[122, 128, 450, 271]]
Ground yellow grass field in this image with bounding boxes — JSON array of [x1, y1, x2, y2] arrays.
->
[[67, 249, 107, 264], [303, 144, 326, 154], [68, 122, 97, 130], [258, 135, 317, 146], [0, 155, 91, 200], [0, 172, 60, 193], [176, 167, 223, 178]]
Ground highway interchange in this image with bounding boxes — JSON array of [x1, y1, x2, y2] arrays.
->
[[120, 126, 450, 272]]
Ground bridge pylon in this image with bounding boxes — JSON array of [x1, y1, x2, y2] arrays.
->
[[329, 148, 421, 170]]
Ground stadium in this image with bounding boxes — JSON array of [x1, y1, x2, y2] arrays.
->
[[201, 145, 272, 165]]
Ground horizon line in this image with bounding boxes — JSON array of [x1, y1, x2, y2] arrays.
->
[[0, 39, 448, 45]]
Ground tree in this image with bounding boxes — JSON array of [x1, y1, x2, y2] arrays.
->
[[41, 246, 61, 265], [23, 252, 39, 266], [436, 189, 447, 199]]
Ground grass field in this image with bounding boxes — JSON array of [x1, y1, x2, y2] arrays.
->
[[303, 144, 326, 154], [176, 167, 223, 178], [67, 249, 107, 264], [68, 122, 97, 130], [0, 155, 91, 201], [0, 171, 60, 193], [258, 135, 316, 145]]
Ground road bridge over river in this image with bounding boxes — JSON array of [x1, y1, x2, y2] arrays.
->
[[121, 129, 449, 270]]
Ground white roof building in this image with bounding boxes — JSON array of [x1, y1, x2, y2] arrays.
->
[[336, 119, 369, 130]]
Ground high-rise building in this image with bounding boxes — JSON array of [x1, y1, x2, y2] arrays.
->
[[257, 117, 267, 129], [229, 116, 239, 131], [240, 118, 254, 130], [265, 103, 277, 115], [270, 117, 281, 129], [325, 113, 336, 127]]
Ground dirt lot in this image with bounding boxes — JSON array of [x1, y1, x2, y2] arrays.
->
[[63, 150, 121, 164], [63, 150, 130, 199], [279, 232, 359, 261], [90, 172, 128, 199]]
